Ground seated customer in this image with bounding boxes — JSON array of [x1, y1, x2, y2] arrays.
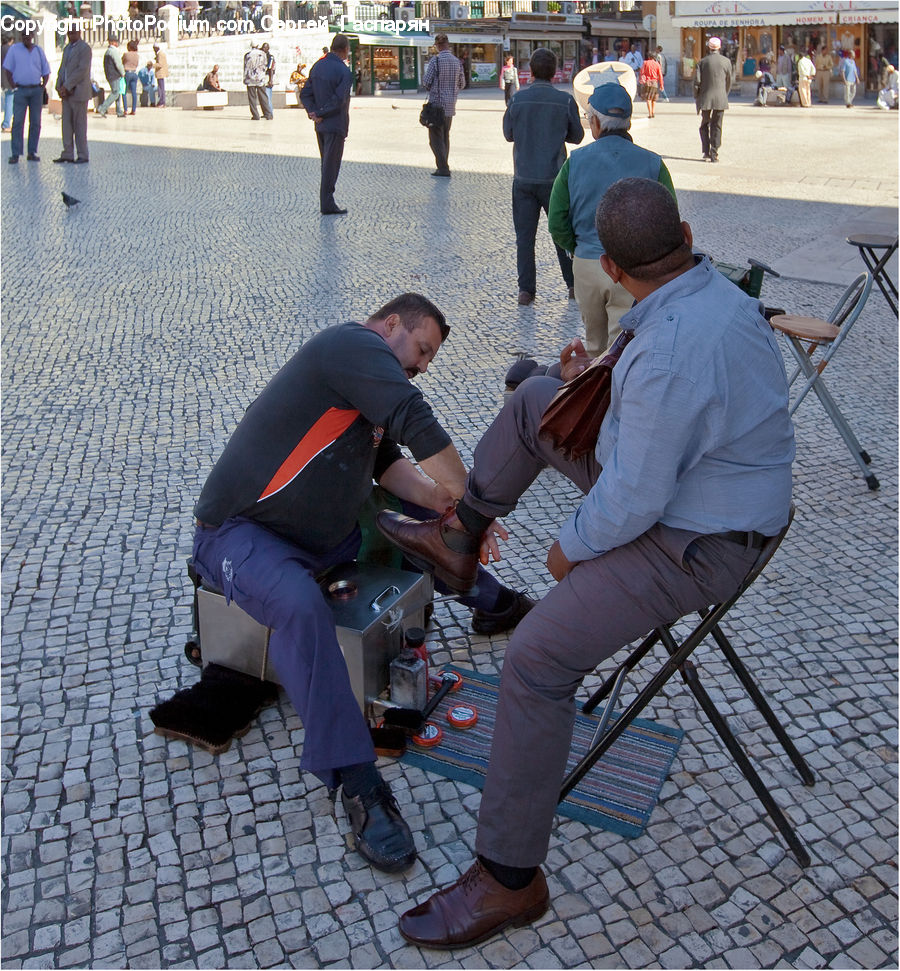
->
[[377, 178, 795, 947], [201, 63, 223, 91], [138, 61, 157, 106]]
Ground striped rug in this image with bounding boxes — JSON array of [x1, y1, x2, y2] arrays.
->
[[400, 665, 683, 838]]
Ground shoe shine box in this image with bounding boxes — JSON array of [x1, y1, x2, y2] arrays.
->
[[197, 562, 432, 716]]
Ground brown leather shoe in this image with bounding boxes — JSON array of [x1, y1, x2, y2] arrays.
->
[[517, 290, 534, 305], [399, 860, 549, 949], [375, 508, 480, 594]]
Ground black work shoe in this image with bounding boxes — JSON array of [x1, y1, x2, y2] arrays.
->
[[471, 591, 536, 636], [341, 780, 416, 873]]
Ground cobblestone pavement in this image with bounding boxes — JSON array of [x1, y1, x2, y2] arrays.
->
[[2, 90, 897, 969]]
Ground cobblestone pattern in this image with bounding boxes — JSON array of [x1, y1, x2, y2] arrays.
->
[[1, 98, 897, 969]]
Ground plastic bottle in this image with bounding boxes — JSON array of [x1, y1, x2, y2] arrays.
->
[[390, 643, 427, 711]]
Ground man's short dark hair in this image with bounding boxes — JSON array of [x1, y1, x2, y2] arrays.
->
[[331, 33, 350, 53], [530, 48, 556, 81], [596, 178, 689, 280], [434, 33, 449, 48], [372, 293, 449, 341]]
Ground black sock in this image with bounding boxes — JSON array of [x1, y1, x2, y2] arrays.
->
[[479, 854, 537, 891], [455, 499, 494, 538], [339, 762, 381, 798]]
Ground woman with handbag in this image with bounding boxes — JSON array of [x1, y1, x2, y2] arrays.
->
[[638, 53, 663, 118]]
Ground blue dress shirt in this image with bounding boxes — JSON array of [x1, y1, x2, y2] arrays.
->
[[559, 256, 795, 562], [4, 42, 50, 85]]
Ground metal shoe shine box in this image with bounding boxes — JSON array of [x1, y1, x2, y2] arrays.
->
[[198, 562, 431, 715]]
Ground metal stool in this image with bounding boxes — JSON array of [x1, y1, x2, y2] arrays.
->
[[559, 508, 815, 866], [770, 272, 877, 490], [846, 233, 897, 316]]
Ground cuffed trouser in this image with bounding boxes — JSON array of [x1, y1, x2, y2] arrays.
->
[[572, 254, 633, 356], [512, 179, 574, 297], [463, 378, 761, 867], [192, 518, 375, 790], [246, 84, 272, 119], [316, 130, 345, 211], [60, 98, 89, 160], [428, 115, 452, 174], [699, 108, 724, 159]]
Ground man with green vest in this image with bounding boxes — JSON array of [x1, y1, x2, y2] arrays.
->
[[548, 83, 674, 356]]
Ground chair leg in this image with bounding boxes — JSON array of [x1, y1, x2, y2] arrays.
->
[[675, 655, 812, 867], [704, 621, 814, 786], [582, 629, 660, 715], [806, 373, 879, 489]]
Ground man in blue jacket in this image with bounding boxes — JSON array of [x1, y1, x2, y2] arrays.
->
[[503, 47, 584, 306], [548, 83, 674, 356], [301, 33, 352, 214]]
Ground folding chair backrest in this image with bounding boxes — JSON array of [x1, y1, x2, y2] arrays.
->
[[823, 272, 872, 360]]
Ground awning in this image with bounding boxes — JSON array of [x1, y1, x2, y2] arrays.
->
[[351, 31, 432, 47], [840, 10, 897, 24], [672, 12, 838, 27], [445, 33, 504, 45]]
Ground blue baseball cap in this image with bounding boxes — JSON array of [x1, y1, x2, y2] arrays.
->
[[588, 83, 632, 119]]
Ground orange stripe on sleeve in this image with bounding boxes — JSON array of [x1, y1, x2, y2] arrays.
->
[[258, 407, 360, 502]]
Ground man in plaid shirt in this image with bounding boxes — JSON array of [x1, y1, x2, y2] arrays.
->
[[423, 34, 465, 177]]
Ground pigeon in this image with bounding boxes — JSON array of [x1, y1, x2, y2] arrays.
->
[[61, 192, 80, 210]]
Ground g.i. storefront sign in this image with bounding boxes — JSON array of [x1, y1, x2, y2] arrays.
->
[[671, 1, 897, 28]]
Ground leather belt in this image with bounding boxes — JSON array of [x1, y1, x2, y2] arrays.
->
[[717, 530, 770, 549]]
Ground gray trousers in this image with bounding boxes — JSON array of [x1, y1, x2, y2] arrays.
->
[[60, 97, 88, 161], [246, 84, 272, 119], [469, 377, 760, 867]]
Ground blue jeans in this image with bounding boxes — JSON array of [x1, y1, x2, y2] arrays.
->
[[512, 179, 575, 296], [2, 88, 13, 128], [10, 85, 43, 157], [124, 71, 138, 111]]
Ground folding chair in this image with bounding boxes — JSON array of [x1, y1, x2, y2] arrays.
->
[[770, 272, 878, 490], [846, 234, 897, 317], [559, 507, 815, 867]]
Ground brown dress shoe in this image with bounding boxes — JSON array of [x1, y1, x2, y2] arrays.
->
[[375, 508, 480, 594], [517, 290, 534, 305], [399, 860, 549, 949]]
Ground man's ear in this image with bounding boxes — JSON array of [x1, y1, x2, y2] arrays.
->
[[681, 220, 693, 251], [600, 253, 622, 284], [382, 313, 401, 336]]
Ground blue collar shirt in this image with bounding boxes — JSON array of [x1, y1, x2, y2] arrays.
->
[[558, 256, 795, 562], [5, 42, 50, 85]]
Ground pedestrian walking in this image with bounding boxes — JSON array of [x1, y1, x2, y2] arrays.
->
[[502, 47, 583, 306], [153, 42, 167, 107], [841, 50, 860, 107], [500, 54, 518, 105], [243, 43, 271, 120], [53, 21, 91, 163], [3, 28, 51, 163], [96, 35, 125, 117], [422, 34, 464, 178], [694, 36, 733, 163], [300, 33, 352, 214], [638, 53, 664, 117], [655, 45, 670, 101], [122, 38, 139, 114]]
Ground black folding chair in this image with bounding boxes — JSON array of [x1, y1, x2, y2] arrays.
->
[[559, 507, 815, 867]]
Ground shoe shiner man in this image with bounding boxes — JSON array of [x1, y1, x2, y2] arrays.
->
[[376, 180, 795, 940], [181, 293, 532, 873]]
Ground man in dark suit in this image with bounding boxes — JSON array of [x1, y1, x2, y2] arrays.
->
[[694, 36, 733, 163], [53, 21, 92, 164], [300, 33, 352, 215]]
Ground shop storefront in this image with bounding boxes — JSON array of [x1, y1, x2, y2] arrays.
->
[[584, 13, 652, 68], [504, 11, 583, 85], [351, 29, 432, 95], [429, 20, 504, 87], [672, 1, 898, 95]]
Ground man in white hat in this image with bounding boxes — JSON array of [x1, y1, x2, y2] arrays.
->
[[694, 36, 733, 162]]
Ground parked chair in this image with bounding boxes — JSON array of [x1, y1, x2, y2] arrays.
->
[[846, 234, 897, 316], [770, 272, 877, 490], [559, 507, 815, 867]]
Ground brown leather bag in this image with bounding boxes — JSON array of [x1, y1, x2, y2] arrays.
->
[[538, 329, 635, 461]]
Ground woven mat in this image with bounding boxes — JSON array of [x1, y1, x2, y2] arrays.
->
[[400, 665, 682, 838]]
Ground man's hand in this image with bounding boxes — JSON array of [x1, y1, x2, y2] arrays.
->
[[480, 520, 508, 565], [559, 337, 593, 382], [547, 539, 575, 581]]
